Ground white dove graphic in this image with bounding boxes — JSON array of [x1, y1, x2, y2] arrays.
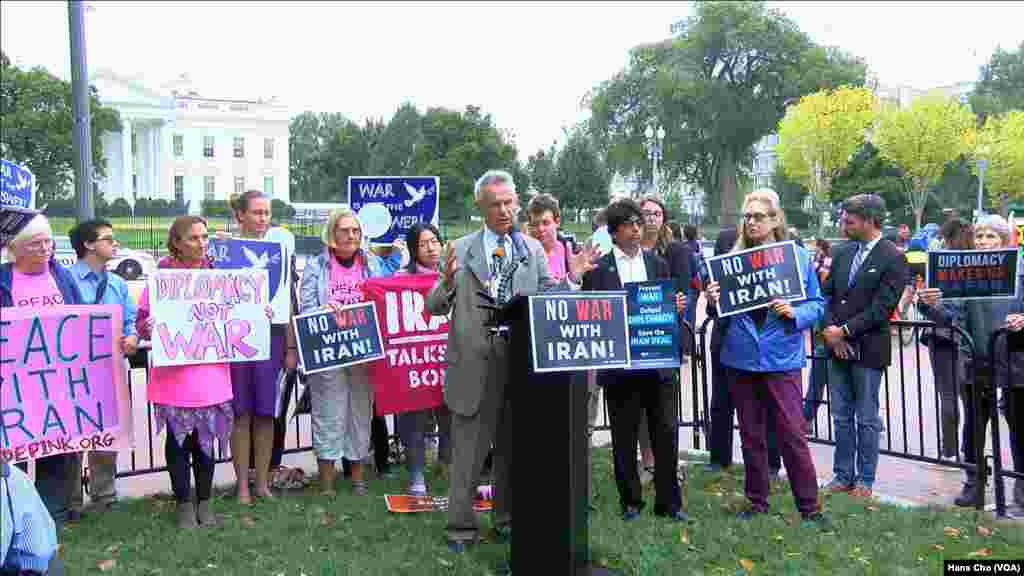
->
[[242, 246, 269, 268], [403, 182, 430, 207], [16, 172, 31, 192]]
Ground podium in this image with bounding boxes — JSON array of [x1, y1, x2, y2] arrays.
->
[[501, 295, 623, 576]]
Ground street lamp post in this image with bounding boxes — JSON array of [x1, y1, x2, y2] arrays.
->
[[644, 125, 666, 196], [976, 158, 988, 219]]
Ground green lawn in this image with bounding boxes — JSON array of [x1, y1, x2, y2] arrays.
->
[[60, 450, 1024, 575]]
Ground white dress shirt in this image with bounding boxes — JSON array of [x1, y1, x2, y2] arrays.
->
[[613, 245, 647, 286]]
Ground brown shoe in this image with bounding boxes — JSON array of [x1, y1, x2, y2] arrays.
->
[[848, 485, 873, 499], [824, 480, 853, 494]]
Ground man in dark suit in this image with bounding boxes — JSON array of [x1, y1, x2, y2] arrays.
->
[[821, 194, 908, 498], [582, 199, 687, 522], [705, 228, 781, 475]]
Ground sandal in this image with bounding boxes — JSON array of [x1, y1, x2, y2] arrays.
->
[[270, 466, 305, 490]]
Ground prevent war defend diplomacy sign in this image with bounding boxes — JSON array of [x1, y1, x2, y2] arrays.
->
[[348, 176, 440, 245], [926, 249, 1020, 300], [704, 240, 806, 318], [528, 292, 630, 373]]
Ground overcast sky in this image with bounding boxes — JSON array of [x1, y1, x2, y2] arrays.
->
[[2, 1, 1022, 156]]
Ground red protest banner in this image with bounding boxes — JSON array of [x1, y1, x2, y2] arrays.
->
[[362, 274, 447, 416]]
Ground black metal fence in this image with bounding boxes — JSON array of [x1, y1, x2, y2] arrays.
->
[[100, 311, 1020, 518]]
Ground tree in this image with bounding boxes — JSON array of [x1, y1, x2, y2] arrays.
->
[[288, 111, 379, 202], [588, 1, 866, 227], [368, 102, 421, 175], [830, 142, 908, 223], [873, 96, 976, 229], [969, 42, 1024, 121], [0, 51, 122, 204], [973, 110, 1024, 215], [776, 85, 877, 202], [551, 127, 611, 221]]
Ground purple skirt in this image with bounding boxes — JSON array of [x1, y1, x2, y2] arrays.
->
[[231, 326, 286, 417], [155, 402, 234, 459]]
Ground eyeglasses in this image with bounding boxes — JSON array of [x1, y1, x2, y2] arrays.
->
[[335, 227, 361, 237], [625, 216, 643, 227], [418, 238, 442, 248], [94, 236, 119, 244], [22, 238, 55, 253], [642, 210, 664, 219], [742, 212, 775, 223]]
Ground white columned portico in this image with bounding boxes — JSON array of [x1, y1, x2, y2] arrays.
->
[[150, 124, 162, 199], [120, 118, 133, 206]]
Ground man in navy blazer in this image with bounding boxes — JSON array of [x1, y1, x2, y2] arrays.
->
[[582, 199, 687, 523], [821, 194, 908, 498]]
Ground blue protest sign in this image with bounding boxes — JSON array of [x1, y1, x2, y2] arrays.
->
[[293, 302, 385, 375], [625, 280, 680, 370], [704, 240, 806, 318], [1, 159, 35, 210], [208, 237, 291, 324], [348, 176, 440, 245], [926, 249, 1020, 300]]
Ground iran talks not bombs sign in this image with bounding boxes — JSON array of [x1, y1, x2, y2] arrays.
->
[[926, 249, 1020, 300], [528, 292, 630, 373], [293, 302, 385, 375], [362, 274, 447, 416], [148, 268, 272, 367], [1, 305, 131, 463], [704, 240, 806, 318]]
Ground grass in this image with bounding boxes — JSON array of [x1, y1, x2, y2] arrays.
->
[[61, 449, 1024, 575]]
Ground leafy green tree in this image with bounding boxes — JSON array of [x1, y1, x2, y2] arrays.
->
[[873, 96, 976, 229], [0, 51, 122, 204], [588, 1, 866, 227], [830, 142, 908, 223], [970, 42, 1024, 121], [552, 127, 611, 222], [368, 102, 421, 175]]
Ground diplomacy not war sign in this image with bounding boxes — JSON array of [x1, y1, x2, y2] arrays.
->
[[148, 269, 272, 367], [348, 176, 440, 245], [528, 292, 630, 373], [293, 302, 385, 375], [926, 249, 1020, 300], [625, 280, 680, 370], [362, 275, 447, 416], [704, 241, 806, 318], [208, 237, 291, 324], [1, 305, 132, 463]]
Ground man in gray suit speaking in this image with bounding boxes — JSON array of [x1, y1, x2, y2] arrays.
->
[[426, 169, 597, 552]]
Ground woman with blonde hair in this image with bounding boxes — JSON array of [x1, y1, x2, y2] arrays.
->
[[0, 214, 84, 528], [705, 189, 829, 527], [135, 216, 234, 528], [299, 205, 401, 496]]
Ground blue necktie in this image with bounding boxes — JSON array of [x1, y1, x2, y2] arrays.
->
[[848, 242, 866, 288]]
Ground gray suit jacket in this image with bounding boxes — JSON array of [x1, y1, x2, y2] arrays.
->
[[426, 228, 563, 416]]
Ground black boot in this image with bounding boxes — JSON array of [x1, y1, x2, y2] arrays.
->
[[1014, 481, 1024, 507], [954, 482, 981, 507]]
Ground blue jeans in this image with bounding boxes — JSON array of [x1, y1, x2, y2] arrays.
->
[[829, 359, 882, 487]]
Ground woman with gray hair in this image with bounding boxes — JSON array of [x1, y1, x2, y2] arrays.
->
[[0, 214, 84, 528], [299, 205, 402, 496], [919, 213, 1024, 508]]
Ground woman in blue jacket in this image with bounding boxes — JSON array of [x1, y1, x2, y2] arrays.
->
[[0, 214, 84, 529], [705, 190, 828, 527]]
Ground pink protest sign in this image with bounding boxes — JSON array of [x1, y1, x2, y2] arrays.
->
[[0, 305, 131, 463]]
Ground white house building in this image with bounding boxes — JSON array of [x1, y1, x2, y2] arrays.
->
[[91, 69, 290, 214]]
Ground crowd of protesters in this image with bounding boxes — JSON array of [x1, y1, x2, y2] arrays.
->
[[3, 170, 1024, 572]]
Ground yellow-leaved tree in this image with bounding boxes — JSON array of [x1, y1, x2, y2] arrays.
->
[[873, 96, 976, 229], [776, 86, 877, 207], [972, 110, 1024, 216]]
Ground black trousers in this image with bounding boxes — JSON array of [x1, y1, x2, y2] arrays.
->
[[166, 431, 214, 503], [963, 376, 1023, 485], [604, 371, 682, 515]]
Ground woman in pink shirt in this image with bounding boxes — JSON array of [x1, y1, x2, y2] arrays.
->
[[136, 216, 233, 529], [526, 193, 572, 282]]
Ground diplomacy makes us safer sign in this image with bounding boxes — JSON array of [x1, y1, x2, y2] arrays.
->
[[704, 240, 806, 318], [926, 249, 1020, 300]]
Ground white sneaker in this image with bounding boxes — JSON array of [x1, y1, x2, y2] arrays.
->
[[408, 481, 427, 496]]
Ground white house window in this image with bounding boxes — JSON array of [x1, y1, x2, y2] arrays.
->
[[204, 176, 215, 200], [233, 137, 245, 158], [203, 136, 215, 158], [173, 134, 183, 157], [264, 138, 274, 160], [264, 176, 274, 197], [234, 176, 245, 195], [174, 176, 184, 202]]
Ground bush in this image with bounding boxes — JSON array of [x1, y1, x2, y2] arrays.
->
[[104, 198, 132, 218], [201, 199, 232, 218], [272, 199, 296, 219]]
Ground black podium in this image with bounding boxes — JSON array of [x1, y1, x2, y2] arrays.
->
[[501, 295, 623, 576]]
